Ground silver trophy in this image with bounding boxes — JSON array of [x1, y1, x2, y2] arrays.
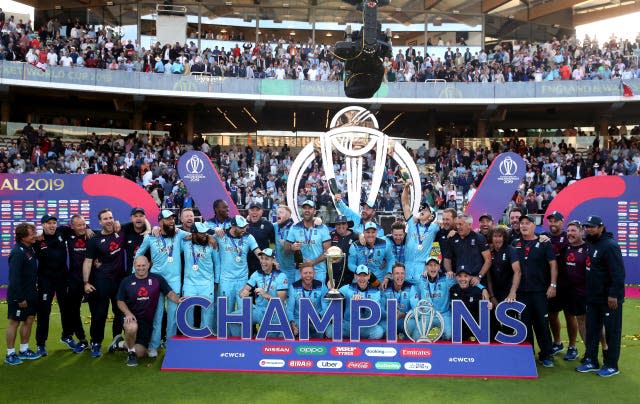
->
[[404, 300, 445, 343], [325, 246, 345, 300]]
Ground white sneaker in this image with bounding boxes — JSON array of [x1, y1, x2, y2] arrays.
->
[[147, 348, 158, 358]]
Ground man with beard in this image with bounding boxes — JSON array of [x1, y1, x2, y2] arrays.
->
[[334, 193, 384, 236], [478, 213, 494, 238], [83, 209, 127, 358], [181, 223, 218, 332], [560, 221, 589, 361], [486, 226, 520, 339], [134, 210, 190, 358], [287, 265, 329, 338], [122, 207, 151, 273], [386, 221, 407, 265], [274, 206, 296, 284], [246, 202, 275, 276], [348, 222, 394, 283], [576, 216, 625, 377], [512, 214, 557, 368], [449, 268, 493, 341], [381, 263, 414, 338], [544, 211, 570, 356], [402, 180, 440, 283], [285, 201, 331, 282], [326, 265, 384, 340], [205, 199, 232, 231], [329, 215, 358, 288], [507, 207, 524, 243], [435, 208, 457, 270], [216, 215, 261, 317], [230, 248, 288, 337], [66, 215, 93, 354]]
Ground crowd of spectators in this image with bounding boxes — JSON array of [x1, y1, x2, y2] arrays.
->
[[1, 14, 640, 83], [1, 120, 638, 224]]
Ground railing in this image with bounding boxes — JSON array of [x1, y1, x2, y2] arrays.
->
[[1, 60, 638, 102]]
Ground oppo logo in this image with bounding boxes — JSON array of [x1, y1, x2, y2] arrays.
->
[[288, 360, 313, 368], [400, 348, 432, 358], [364, 347, 397, 357], [404, 362, 432, 371], [262, 345, 292, 355], [259, 359, 285, 368], [296, 346, 327, 355], [316, 360, 343, 369], [330, 346, 362, 356]]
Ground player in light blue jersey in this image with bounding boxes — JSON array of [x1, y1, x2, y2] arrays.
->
[[204, 199, 232, 232], [229, 249, 288, 336], [333, 193, 385, 237], [215, 215, 260, 313], [274, 205, 296, 284], [381, 263, 414, 339], [181, 223, 218, 333], [135, 210, 189, 357], [348, 222, 394, 282], [287, 265, 329, 338], [402, 180, 439, 283], [285, 201, 331, 282], [326, 265, 384, 340]]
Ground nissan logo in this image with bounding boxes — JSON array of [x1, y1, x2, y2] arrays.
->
[[185, 155, 205, 174]]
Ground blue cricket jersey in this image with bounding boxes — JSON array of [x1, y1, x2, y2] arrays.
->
[[182, 240, 218, 287], [338, 283, 383, 322], [285, 222, 331, 276], [286, 279, 328, 322], [347, 238, 394, 281], [135, 229, 189, 287], [274, 219, 295, 271], [335, 199, 384, 237], [216, 230, 259, 281], [246, 269, 289, 310], [381, 281, 414, 317]]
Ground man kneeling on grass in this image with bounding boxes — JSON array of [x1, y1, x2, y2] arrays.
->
[[116, 256, 185, 366]]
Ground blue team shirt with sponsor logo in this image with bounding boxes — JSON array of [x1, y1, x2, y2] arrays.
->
[[216, 230, 259, 281], [246, 269, 289, 310], [347, 238, 394, 281], [182, 240, 218, 286], [285, 222, 331, 274], [286, 279, 329, 322], [136, 230, 189, 287]]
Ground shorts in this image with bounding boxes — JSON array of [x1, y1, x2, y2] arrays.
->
[[547, 295, 563, 313], [135, 320, 153, 348], [7, 299, 37, 321], [562, 294, 587, 316]]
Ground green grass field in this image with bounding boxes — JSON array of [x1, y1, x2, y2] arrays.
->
[[1, 300, 638, 404]]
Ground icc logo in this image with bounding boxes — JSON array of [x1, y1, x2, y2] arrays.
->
[[499, 157, 518, 176], [185, 155, 204, 175]]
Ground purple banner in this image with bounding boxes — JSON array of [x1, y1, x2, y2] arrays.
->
[[0, 174, 160, 284], [466, 152, 526, 229], [545, 176, 639, 284], [162, 338, 537, 378], [177, 151, 239, 220]]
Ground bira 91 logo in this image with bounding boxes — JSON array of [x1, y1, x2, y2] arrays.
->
[[288, 360, 313, 368], [262, 345, 292, 355], [330, 346, 362, 356]]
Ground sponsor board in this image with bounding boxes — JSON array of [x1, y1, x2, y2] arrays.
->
[[162, 339, 537, 378]]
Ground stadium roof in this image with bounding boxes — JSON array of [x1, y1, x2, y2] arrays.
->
[[16, 0, 640, 28]]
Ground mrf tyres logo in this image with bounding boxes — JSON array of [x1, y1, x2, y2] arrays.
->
[[183, 155, 206, 182], [497, 156, 519, 184]]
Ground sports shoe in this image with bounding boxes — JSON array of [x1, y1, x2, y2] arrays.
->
[[126, 351, 138, 367], [576, 359, 599, 373], [551, 342, 564, 355], [540, 358, 554, 368], [36, 345, 48, 357], [73, 340, 89, 354], [108, 335, 124, 353], [564, 346, 579, 361], [60, 337, 77, 350], [597, 367, 620, 377], [19, 349, 42, 361], [5, 353, 23, 366], [91, 343, 102, 358], [147, 348, 158, 358]]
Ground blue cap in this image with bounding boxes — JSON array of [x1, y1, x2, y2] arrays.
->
[[191, 222, 209, 233], [361, 200, 376, 209], [355, 265, 370, 275], [231, 215, 248, 228], [259, 248, 275, 258], [158, 209, 175, 221], [301, 200, 315, 208], [546, 211, 564, 221], [363, 222, 378, 231], [583, 215, 603, 227], [130, 207, 145, 216], [41, 214, 57, 224]]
